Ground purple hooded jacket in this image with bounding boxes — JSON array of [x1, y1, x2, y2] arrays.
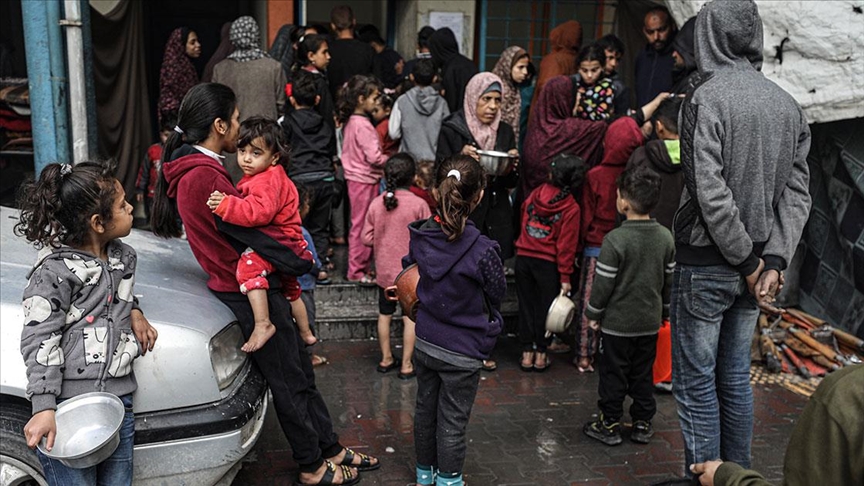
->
[[403, 218, 506, 359]]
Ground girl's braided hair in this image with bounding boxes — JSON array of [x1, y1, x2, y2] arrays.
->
[[383, 153, 417, 211], [548, 153, 587, 205]]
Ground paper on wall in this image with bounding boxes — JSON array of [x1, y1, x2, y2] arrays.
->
[[429, 11, 465, 56]]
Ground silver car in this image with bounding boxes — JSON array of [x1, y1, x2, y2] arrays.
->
[[0, 206, 268, 485]]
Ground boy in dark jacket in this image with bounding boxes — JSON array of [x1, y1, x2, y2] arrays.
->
[[583, 166, 674, 446], [282, 70, 336, 282]]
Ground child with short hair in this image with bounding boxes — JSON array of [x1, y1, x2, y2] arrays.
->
[[207, 116, 316, 352], [406, 155, 506, 486], [514, 153, 586, 372], [372, 93, 399, 158], [573, 43, 616, 121], [338, 74, 387, 285], [389, 58, 450, 162], [283, 69, 336, 284], [582, 166, 674, 446], [361, 153, 431, 378], [136, 115, 175, 224], [16, 162, 158, 485]]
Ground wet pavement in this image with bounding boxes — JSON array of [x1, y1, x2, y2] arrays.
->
[[233, 335, 807, 485]]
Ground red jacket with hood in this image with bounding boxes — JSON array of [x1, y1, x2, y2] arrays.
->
[[515, 183, 580, 283], [162, 147, 312, 292], [581, 117, 644, 248]]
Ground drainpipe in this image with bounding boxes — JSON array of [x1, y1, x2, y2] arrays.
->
[[62, 0, 89, 164], [21, 0, 70, 174]]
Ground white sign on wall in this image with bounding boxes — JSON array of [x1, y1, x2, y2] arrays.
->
[[429, 11, 465, 56]]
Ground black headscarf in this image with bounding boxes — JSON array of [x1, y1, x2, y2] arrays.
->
[[671, 16, 699, 93], [428, 27, 478, 113]]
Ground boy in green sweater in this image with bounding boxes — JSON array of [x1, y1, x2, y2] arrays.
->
[[582, 166, 674, 446]]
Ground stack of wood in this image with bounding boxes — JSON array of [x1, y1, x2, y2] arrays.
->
[[756, 308, 864, 379]]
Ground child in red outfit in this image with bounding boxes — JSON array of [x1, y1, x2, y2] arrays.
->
[[136, 116, 174, 223], [514, 153, 586, 372], [207, 117, 315, 352], [576, 116, 644, 371]]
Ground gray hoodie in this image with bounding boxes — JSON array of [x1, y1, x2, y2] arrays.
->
[[390, 85, 450, 161], [21, 241, 141, 414], [674, 0, 811, 275]]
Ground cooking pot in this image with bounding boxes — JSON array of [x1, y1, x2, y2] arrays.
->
[[384, 263, 420, 320], [38, 392, 125, 469], [545, 290, 576, 334]]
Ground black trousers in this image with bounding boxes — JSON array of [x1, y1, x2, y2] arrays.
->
[[515, 256, 561, 352], [597, 332, 658, 422], [214, 286, 341, 472], [300, 178, 335, 263], [413, 349, 481, 475]]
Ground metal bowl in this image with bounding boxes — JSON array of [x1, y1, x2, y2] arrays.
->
[[546, 291, 576, 334], [37, 392, 125, 469], [476, 150, 516, 176]]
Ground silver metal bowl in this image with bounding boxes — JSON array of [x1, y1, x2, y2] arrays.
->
[[37, 392, 125, 469], [476, 150, 517, 176]]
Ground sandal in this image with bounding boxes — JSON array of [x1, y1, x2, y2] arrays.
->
[[376, 358, 401, 373], [349, 274, 376, 287], [296, 460, 359, 486], [520, 351, 534, 372], [481, 359, 497, 372], [311, 354, 329, 366], [574, 357, 594, 373], [534, 354, 551, 372], [338, 447, 380, 471]]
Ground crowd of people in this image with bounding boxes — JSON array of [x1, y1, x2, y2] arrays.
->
[[19, 1, 817, 485]]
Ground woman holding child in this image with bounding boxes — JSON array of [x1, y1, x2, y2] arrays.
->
[[151, 83, 377, 486]]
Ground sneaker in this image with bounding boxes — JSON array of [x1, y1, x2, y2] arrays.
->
[[583, 414, 622, 446], [654, 382, 673, 393], [631, 420, 654, 444]]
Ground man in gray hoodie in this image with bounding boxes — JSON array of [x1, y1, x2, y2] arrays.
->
[[670, 0, 811, 473]]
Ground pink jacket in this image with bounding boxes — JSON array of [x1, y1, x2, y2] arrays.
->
[[342, 114, 386, 184], [361, 189, 431, 288]]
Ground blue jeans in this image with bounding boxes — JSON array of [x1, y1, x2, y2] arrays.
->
[[38, 394, 134, 486], [671, 264, 759, 471]]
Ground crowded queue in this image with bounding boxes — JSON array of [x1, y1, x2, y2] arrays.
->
[[19, 1, 818, 486]]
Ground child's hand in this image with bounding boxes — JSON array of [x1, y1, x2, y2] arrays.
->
[[24, 410, 56, 450], [131, 309, 158, 356], [207, 191, 226, 211], [588, 319, 600, 330], [572, 92, 583, 116], [561, 282, 572, 295], [136, 193, 144, 203]]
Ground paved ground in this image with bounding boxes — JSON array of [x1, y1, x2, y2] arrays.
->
[[233, 335, 807, 485]]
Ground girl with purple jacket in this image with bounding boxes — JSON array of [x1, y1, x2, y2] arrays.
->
[[403, 155, 506, 486]]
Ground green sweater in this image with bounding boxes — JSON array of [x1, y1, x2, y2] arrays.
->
[[585, 219, 674, 336], [714, 365, 864, 486]]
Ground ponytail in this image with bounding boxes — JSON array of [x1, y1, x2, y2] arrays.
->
[[151, 83, 237, 238], [15, 161, 117, 249], [547, 153, 586, 205], [293, 34, 327, 71], [434, 155, 485, 242], [383, 153, 416, 211]]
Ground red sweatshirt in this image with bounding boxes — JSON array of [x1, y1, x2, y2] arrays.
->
[[213, 165, 307, 252], [581, 117, 644, 248], [515, 183, 580, 283], [162, 149, 312, 292], [376, 117, 399, 158]]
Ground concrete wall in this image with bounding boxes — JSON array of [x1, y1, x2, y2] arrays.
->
[[393, 0, 477, 60], [666, 1, 864, 124]]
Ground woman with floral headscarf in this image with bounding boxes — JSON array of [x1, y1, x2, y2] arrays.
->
[[158, 27, 201, 123], [491, 46, 531, 141], [436, 72, 518, 372], [212, 16, 286, 122]]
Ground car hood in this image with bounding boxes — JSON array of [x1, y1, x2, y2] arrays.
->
[[1, 206, 240, 412]]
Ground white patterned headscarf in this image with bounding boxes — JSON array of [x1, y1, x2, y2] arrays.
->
[[227, 16, 268, 62]]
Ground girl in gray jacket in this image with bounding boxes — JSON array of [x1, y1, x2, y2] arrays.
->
[[15, 161, 158, 485]]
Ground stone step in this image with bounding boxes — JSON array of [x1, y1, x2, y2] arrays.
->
[[312, 278, 520, 341]]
